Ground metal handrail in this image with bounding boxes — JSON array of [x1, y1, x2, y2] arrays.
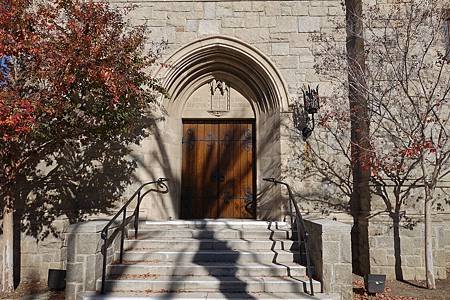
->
[[100, 177, 169, 294], [263, 178, 314, 296]]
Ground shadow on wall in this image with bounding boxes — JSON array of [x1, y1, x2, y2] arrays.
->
[[0, 112, 160, 290], [128, 117, 181, 220], [134, 113, 283, 221], [289, 102, 352, 214], [288, 97, 445, 281]]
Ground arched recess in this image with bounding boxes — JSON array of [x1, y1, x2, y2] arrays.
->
[[148, 36, 288, 220]]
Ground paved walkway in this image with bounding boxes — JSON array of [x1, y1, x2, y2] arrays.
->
[[22, 291, 64, 299]]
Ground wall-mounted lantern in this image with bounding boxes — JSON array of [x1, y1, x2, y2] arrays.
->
[[301, 85, 320, 139]]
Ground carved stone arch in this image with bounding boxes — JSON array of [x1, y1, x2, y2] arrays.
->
[[155, 35, 291, 116], [146, 36, 286, 220]]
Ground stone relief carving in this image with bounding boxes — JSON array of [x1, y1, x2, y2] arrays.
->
[[208, 79, 230, 117]]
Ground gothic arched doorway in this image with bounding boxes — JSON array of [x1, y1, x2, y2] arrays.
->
[[150, 36, 290, 220]]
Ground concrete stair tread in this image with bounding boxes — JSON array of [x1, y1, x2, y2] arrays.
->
[[118, 249, 300, 264], [144, 220, 288, 225], [129, 230, 294, 240], [130, 231, 293, 237], [125, 238, 293, 242], [133, 228, 292, 232], [141, 220, 290, 229], [124, 239, 296, 249], [79, 291, 337, 300], [97, 276, 320, 294], [109, 262, 305, 268], [119, 250, 296, 254], [105, 275, 316, 283], [124, 240, 296, 251], [107, 262, 307, 277]]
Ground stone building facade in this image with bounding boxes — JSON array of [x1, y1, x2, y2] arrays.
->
[[2, 0, 450, 294], [120, 0, 344, 221], [114, 0, 450, 281]]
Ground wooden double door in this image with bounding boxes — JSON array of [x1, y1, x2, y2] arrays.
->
[[181, 120, 256, 219]]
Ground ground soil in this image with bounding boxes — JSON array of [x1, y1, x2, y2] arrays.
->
[[353, 270, 450, 300], [0, 281, 63, 299]]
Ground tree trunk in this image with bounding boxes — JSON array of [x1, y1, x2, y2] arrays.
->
[[346, 0, 371, 276], [424, 192, 436, 289], [1, 198, 14, 293], [393, 212, 403, 280]]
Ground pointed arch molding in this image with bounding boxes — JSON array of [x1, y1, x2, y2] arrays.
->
[[156, 36, 291, 114]]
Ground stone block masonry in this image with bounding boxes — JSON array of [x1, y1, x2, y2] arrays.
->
[[20, 234, 66, 282], [108, 0, 347, 223], [108, 0, 345, 100], [0, 219, 68, 287], [304, 217, 353, 300], [368, 214, 450, 281], [65, 220, 121, 300]]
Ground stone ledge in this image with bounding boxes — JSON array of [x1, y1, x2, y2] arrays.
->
[[304, 216, 352, 300], [66, 219, 114, 233]]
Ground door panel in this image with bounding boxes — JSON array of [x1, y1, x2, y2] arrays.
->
[[181, 120, 255, 219]]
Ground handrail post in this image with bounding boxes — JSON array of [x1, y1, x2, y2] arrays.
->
[[295, 214, 302, 263], [263, 178, 314, 296], [98, 178, 169, 297], [303, 229, 314, 295], [119, 209, 126, 264], [288, 186, 314, 296], [101, 229, 108, 294], [288, 185, 314, 296], [134, 190, 141, 239], [289, 198, 293, 226]]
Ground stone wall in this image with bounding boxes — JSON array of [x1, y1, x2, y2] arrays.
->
[[118, 0, 344, 97], [65, 220, 121, 300], [107, 0, 346, 221], [19, 233, 66, 283], [368, 214, 450, 280], [304, 217, 353, 300], [0, 220, 68, 288]]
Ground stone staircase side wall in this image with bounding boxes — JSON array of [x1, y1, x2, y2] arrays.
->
[[304, 217, 352, 300], [65, 220, 121, 300]]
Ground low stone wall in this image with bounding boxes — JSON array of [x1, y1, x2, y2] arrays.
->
[[20, 233, 66, 282], [0, 220, 67, 289], [368, 214, 450, 280], [65, 220, 121, 300], [303, 217, 352, 300]]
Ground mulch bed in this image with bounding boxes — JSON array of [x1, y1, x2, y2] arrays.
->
[[353, 270, 450, 300]]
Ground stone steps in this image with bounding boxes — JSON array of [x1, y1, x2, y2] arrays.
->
[[124, 238, 297, 251], [94, 220, 323, 299], [107, 262, 307, 277], [97, 275, 320, 294], [129, 229, 294, 240], [79, 291, 338, 300], [118, 250, 298, 264], [142, 220, 290, 230]]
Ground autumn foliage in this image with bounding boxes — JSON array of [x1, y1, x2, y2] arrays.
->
[[0, 0, 164, 207]]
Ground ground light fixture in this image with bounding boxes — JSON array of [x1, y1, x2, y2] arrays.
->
[[364, 274, 386, 294], [301, 85, 320, 139]]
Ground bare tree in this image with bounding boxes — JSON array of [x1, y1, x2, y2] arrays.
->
[[293, 0, 450, 288]]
